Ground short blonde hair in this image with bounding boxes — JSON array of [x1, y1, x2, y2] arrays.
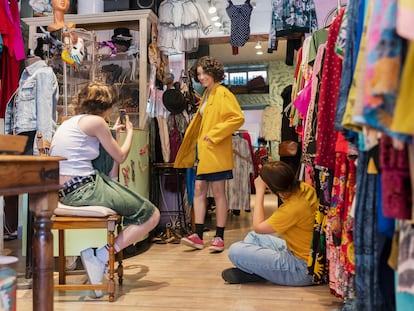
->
[[72, 81, 116, 115]]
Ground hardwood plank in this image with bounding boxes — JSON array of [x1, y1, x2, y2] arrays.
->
[[0, 134, 27, 154], [10, 194, 343, 311]]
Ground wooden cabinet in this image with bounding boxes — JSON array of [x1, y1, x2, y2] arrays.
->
[[119, 129, 150, 199], [21, 11, 156, 256], [22, 9, 157, 129]]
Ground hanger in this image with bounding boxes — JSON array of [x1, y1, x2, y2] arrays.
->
[[323, 1, 346, 28]]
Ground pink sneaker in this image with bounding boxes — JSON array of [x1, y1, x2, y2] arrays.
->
[[181, 233, 204, 250], [209, 236, 224, 252]]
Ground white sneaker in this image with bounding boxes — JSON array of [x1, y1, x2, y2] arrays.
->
[[80, 248, 105, 298]]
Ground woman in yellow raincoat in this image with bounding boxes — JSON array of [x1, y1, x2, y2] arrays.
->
[[174, 56, 244, 253]]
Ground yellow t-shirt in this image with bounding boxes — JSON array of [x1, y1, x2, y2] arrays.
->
[[266, 182, 318, 261]]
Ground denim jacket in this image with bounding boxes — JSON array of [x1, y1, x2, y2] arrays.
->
[[5, 59, 58, 154]]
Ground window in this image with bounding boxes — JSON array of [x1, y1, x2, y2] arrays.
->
[[224, 64, 268, 94]]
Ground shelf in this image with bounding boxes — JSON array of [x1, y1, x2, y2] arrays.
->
[[22, 10, 157, 129], [22, 10, 157, 30], [228, 85, 269, 94]]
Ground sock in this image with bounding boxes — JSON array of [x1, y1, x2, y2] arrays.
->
[[215, 227, 224, 240], [96, 243, 120, 264], [215, 227, 225, 239], [195, 224, 204, 240]]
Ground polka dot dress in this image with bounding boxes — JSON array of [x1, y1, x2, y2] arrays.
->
[[315, 8, 345, 170], [226, 0, 253, 55]]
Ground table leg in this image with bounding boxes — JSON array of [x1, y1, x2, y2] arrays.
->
[[29, 192, 56, 311], [25, 210, 34, 279]]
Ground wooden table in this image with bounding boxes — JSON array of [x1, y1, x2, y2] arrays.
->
[[0, 155, 63, 311]]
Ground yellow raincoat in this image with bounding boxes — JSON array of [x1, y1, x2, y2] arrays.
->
[[174, 83, 244, 175]]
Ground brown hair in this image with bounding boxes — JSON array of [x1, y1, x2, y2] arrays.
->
[[72, 81, 116, 115], [190, 56, 225, 83], [259, 161, 300, 194]]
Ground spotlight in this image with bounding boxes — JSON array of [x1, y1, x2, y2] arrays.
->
[[211, 15, 219, 21], [208, 0, 217, 14], [255, 41, 262, 49], [214, 20, 222, 27]]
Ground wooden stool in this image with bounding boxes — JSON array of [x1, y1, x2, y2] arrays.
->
[[52, 203, 124, 302]]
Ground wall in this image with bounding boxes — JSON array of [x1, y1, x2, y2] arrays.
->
[[209, 40, 287, 64], [234, 60, 295, 109]]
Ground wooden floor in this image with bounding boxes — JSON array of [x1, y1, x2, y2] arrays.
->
[[6, 194, 343, 311]]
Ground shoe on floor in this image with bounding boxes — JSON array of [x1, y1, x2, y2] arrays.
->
[[80, 248, 105, 298], [181, 233, 204, 250], [232, 209, 241, 216], [209, 236, 225, 252], [222, 267, 267, 284]]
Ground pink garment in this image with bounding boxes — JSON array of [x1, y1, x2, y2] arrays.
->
[[0, 0, 25, 60], [380, 134, 413, 220], [293, 78, 312, 117], [0, 0, 25, 118]]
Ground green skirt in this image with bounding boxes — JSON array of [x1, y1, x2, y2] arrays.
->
[[60, 170, 156, 226]]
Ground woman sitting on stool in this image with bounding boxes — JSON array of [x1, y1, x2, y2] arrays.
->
[[50, 81, 160, 298]]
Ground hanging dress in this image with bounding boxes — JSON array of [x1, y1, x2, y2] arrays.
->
[[0, 0, 25, 117], [226, 0, 253, 55]]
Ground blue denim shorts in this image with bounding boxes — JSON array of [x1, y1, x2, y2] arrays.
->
[[195, 170, 233, 181]]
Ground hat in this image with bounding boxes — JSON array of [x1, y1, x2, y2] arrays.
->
[[111, 27, 132, 49], [162, 89, 186, 115], [112, 27, 133, 41]]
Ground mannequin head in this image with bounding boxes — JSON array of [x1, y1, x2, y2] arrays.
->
[[52, 0, 70, 12], [48, 0, 74, 31]]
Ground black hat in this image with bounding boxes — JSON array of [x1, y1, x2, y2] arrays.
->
[[162, 89, 186, 115], [112, 27, 133, 41], [112, 27, 133, 49]]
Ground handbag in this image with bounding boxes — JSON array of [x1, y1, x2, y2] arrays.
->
[[279, 141, 298, 157]]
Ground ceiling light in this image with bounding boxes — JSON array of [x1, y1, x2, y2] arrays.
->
[[255, 41, 262, 49], [208, 1, 217, 14], [256, 50, 263, 55], [211, 15, 219, 21], [214, 20, 222, 27]]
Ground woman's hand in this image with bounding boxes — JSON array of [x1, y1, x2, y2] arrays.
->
[[203, 135, 212, 143], [254, 176, 267, 195], [112, 117, 126, 133], [124, 115, 134, 133]]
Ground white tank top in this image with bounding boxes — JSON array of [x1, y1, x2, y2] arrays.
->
[[50, 115, 99, 176]]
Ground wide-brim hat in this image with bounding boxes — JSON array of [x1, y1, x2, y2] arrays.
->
[[111, 27, 132, 48], [112, 27, 132, 41], [162, 89, 186, 115]]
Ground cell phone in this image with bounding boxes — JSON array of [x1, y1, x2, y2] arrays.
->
[[260, 156, 269, 166], [119, 109, 126, 124]]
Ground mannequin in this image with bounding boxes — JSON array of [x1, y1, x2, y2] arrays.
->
[[25, 55, 42, 67], [4, 52, 58, 278], [5, 55, 58, 155], [47, 0, 75, 32]]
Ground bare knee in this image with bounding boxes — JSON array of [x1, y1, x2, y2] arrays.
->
[[149, 208, 160, 229], [194, 181, 208, 199]]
